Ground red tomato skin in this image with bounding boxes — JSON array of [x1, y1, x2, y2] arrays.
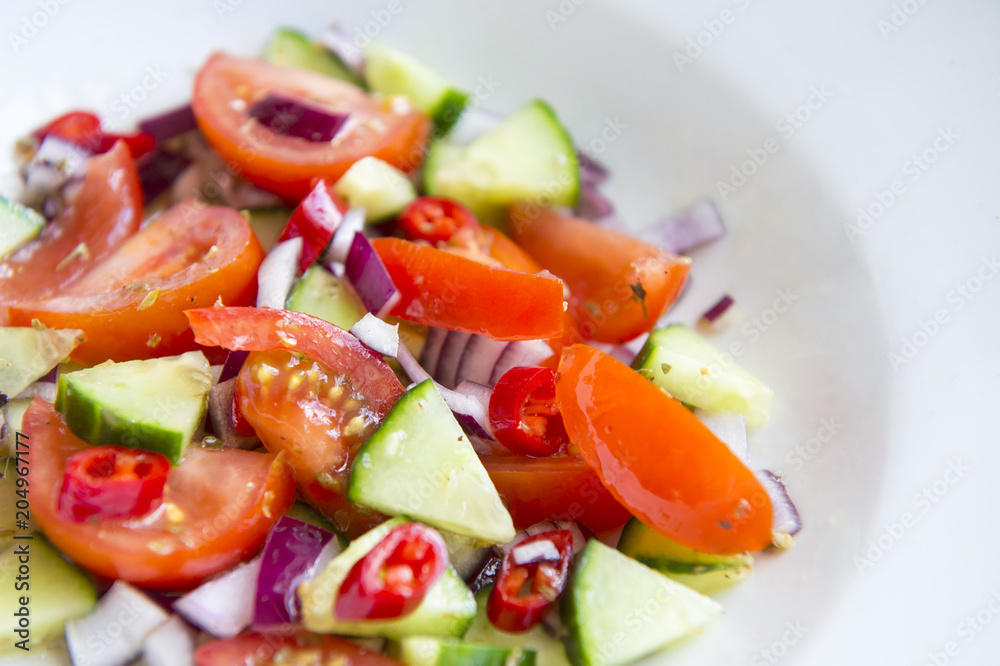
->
[[279, 180, 348, 271], [194, 632, 401, 666], [24, 399, 295, 590], [555, 345, 773, 554]]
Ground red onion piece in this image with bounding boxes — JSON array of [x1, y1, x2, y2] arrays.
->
[[254, 517, 336, 631], [447, 381, 494, 439], [142, 615, 196, 666], [577, 150, 609, 185], [694, 409, 748, 462], [207, 377, 261, 450], [435, 331, 473, 390], [488, 339, 555, 385], [755, 470, 802, 537], [249, 93, 349, 142], [318, 25, 367, 80], [324, 208, 366, 267], [13, 381, 57, 402], [219, 350, 250, 384], [699, 293, 742, 333], [137, 104, 198, 143], [419, 327, 449, 379], [349, 313, 400, 358], [702, 294, 735, 323], [256, 236, 303, 309], [575, 182, 615, 221], [644, 198, 727, 255], [395, 340, 431, 385], [173, 557, 261, 638], [344, 232, 401, 318], [23, 135, 89, 212], [456, 335, 510, 387], [67, 582, 169, 666], [137, 148, 191, 203]]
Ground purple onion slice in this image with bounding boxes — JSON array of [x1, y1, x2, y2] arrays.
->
[[249, 93, 349, 142]]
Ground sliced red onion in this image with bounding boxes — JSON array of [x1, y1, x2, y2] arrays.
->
[[447, 381, 494, 439], [418, 327, 449, 379], [137, 148, 191, 203], [138, 104, 198, 143], [256, 236, 303, 309], [699, 293, 742, 333], [254, 517, 336, 631], [207, 377, 261, 450], [644, 198, 727, 255], [488, 339, 555, 385], [395, 340, 432, 385], [344, 232, 401, 318], [455, 335, 509, 387], [250, 94, 349, 142], [755, 470, 802, 537], [142, 615, 196, 666], [324, 207, 366, 266], [576, 150, 609, 185], [575, 182, 615, 221], [435, 331, 473, 389], [694, 409, 748, 462], [219, 349, 250, 384], [23, 135, 89, 210], [318, 25, 367, 80], [349, 313, 399, 358], [13, 381, 56, 402], [66, 581, 170, 666], [173, 556, 261, 638]]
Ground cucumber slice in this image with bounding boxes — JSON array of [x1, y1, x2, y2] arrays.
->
[[632, 324, 774, 428], [562, 540, 722, 666], [286, 265, 367, 331], [0, 327, 84, 400], [55, 351, 212, 464], [299, 517, 476, 638], [263, 27, 364, 87], [0, 537, 97, 654], [618, 518, 752, 595], [242, 206, 292, 252], [0, 195, 45, 259], [348, 379, 515, 544], [333, 156, 417, 222], [423, 100, 579, 227], [462, 586, 572, 666], [395, 636, 536, 666], [365, 42, 470, 134]]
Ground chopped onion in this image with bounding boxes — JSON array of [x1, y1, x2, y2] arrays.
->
[[256, 236, 303, 308], [318, 25, 367, 80], [349, 313, 400, 358], [434, 331, 472, 389], [577, 150, 609, 185], [695, 409, 748, 462], [13, 381, 56, 402], [138, 105, 198, 143], [755, 470, 802, 537], [66, 581, 169, 666], [142, 615, 196, 666], [455, 335, 509, 388], [575, 182, 615, 221], [249, 93, 349, 142], [324, 207, 366, 266], [344, 232, 401, 318], [22, 135, 89, 211], [173, 557, 261, 638], [488, 339, 554, 385], [644, 198, 727, 255], [137, 148, 191, 203], [698, 293, 742, 334], [395, 340, 431, 385], [207, 377, 260, 450], [444, 381, 493, 439], [418, 327, 449, 379], [254, 517, 336, 631], [219, 349, 250, 384]]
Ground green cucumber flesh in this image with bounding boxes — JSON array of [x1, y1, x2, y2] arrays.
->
[[286, 264, 367, 331], [263, 27, 364, 87], [348, 379, 515, 544], [562, 540, 722, 666], [299, 517, 476, 639], [632, 324, 774, 428], [55, 351, 212, 464], [0, 327, 84, 400], [618, 518, 752, 595], [365, 42, 469, 134], [332, 156, 416, 222], [462, 586, 572, 666], [0, 195, 45, 259], [242, 206, 292, 252], [423, 100, 579, 227], [0, 536, 97, 654], [394, 636, 536, 666]]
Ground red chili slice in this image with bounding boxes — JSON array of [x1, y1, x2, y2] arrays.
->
[[335, 523, 448, 621], [489, 366, 570, 457], [398, 197, 480, 246], [58, 446, 169, 522], [488, 529, 574, 633]]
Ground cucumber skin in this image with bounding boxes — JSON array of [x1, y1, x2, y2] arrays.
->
[[264, 27, 364, 87], [430, 89, 471, 135], [395, 637, 536, 666], [285, 265, 367, 331]]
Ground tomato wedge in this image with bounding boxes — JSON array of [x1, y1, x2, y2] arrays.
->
[[24, 399, 295, 590], [509, 204, 690, 343], [194, 632, 401, 666], [192, 54, 431, 201], [555, 345, 773, 554], [187, 307, 404, 538], [481, 455, 631, 533], [0, 142, 142, 316], [9, 203, 264, 364], [371, 237, 565, 340]]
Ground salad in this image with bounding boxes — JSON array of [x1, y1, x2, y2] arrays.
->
[[0, 23, 801, 666]]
